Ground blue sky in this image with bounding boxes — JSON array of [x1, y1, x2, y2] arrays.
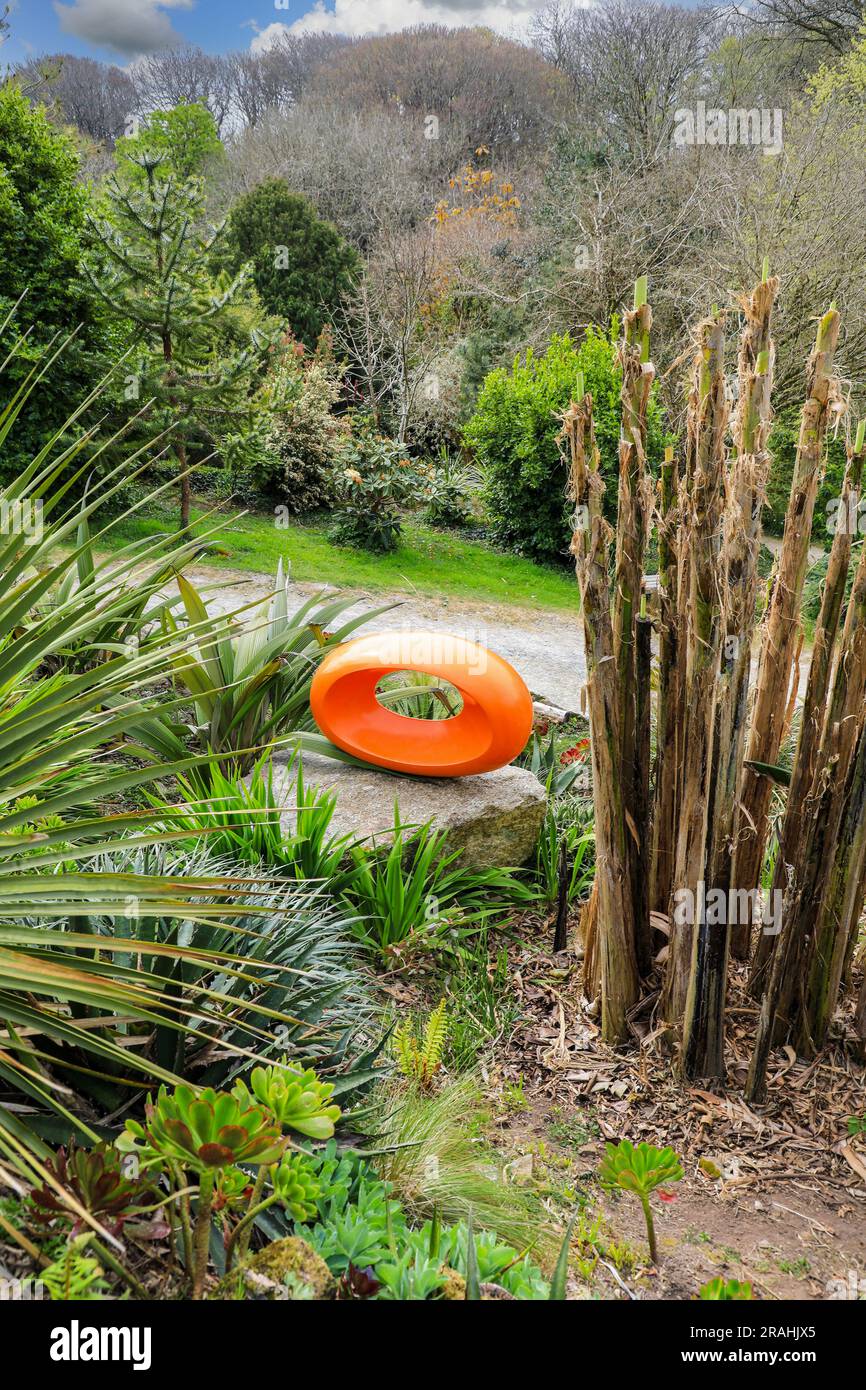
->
[[2, 0, 564, 66]]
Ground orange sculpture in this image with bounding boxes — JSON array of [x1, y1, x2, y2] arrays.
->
[[309, 630, 533, 777]]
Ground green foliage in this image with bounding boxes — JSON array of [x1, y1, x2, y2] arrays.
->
[[79, 843, 376, 1095], [464, 328, 667, 564], [764, 404, 847, 542], [269, 1151, 322, 1222], [130, 562, 384, 776], [444, 935, 516, 1070], [341, 819, 528, 960], [847, 1114, 866, 1135], [393, 1000, 448, 1088], [218, 179, 359, 349], [0, 338, 332, 1155], [329, 417, 433, 552], [423, 450, 477, 529], [534, 810, 595, 910], [21, 488, 188, 673], [84, 147, 270, 524], [0, 86, 107, 480], [599, 1140, 683, 1264], [370, 1074, 551, 1256], [164, 753, 356, 883], [699, 1276, 753, 1301], [115, 104, 224, 183], [118, 1084, 287, 1172], [42, 1246, 108, 1301], [258, 337, 348, 510], [291, 1141, 550, 1300], [234, 1061, 341, 1139]]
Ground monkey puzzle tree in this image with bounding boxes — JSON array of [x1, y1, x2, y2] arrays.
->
[[85, 148, 268, 529]]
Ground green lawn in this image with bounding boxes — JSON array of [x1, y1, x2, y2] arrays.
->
[[105, 502, 581, 612]]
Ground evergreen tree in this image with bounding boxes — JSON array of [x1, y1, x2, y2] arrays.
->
[[85, 148, 268, 528], [0, 83, 108, 479], [218, 178, 359, 349]]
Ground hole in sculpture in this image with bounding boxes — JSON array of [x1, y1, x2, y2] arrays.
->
[[375, 671, 464, 721]]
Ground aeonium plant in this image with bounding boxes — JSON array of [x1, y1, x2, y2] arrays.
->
[[118, 1083, 289, 1299], [598, 1140, 683, 1265], [233, 1059, 341, 1140]]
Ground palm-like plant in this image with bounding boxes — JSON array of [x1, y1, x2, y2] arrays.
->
[[0, 320, 366, 1169], [128, 560, 392, 778]]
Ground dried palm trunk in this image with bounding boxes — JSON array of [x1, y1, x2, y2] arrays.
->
[[731, 307, 841, 924], [563, 386, 640, 1042], [650, 446, 680, 914], [745, 434, 864, 1099], [804, 715, 866, 1048], [613, 278, 655, 976], [750, 433, 864, 998], [664, 315, 728, 1033], [716, 274, 778, 960]]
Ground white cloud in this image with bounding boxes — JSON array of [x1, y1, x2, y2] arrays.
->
[[54, 0, 195, 59], [251, 0, 545, 49]]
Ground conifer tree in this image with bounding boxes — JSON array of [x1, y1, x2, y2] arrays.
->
[[85, 148, 267, 529]]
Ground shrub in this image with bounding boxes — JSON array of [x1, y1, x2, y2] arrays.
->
[[258, 336, 349, 512], [328, 416, 432, 552], [463, 327, 668, 565], [0, 86, 108, 483]]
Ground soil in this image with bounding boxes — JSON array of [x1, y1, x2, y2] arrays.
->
[[485, 917, 866, 1301]]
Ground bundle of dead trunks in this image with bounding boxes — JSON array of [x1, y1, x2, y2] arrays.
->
[[561, 274, 866, 1098]]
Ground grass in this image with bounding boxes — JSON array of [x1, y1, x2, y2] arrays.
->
[[101, 502, 581, 612]]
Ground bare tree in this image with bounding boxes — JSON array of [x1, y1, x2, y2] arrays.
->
[[734, 1, 866, 53], [310, 24, 569, 153], [531, 0, 719, 162], [130, 47, 234, 135], [15, 53, 135, 143], [335, 224, 440, 442], [225, 33, 351, 129]]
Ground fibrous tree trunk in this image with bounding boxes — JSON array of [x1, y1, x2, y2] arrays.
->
[[745, 431, 863, 1100], [665, 315, 728, 1050], [563, 383, 640, 1043], [731, 308, 841, 934], [613, 277, 655, 978], [650, 445, 680, 914]]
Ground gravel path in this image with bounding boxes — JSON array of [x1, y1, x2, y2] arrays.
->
[[184, 565, 589, 711]]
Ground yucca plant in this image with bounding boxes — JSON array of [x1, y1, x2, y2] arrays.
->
[[598, 1140, 683, 1265], [129, 559, 391, 778], [0, 321, 366, 1170], [18, 485, 187, 674]]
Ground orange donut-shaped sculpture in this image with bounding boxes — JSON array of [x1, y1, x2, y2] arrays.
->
[[310, 630, 533, 777]]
